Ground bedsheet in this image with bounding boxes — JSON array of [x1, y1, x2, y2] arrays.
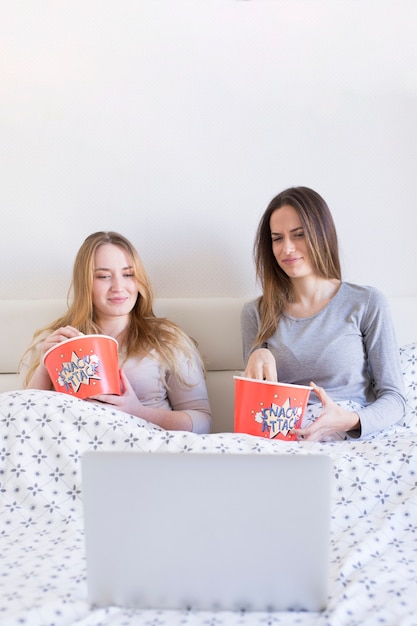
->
[[1, 342, 417, 626]]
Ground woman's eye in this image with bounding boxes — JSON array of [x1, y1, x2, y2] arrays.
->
[[96, 274, 111, 280], [124, 273, 135, 278]]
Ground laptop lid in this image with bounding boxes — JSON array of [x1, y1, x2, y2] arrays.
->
[[81, 451, 332, 612]]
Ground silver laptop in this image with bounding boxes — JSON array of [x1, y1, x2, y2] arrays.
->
[[81, 451, 332, 612]]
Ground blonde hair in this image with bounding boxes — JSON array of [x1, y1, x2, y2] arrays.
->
[[23, 231, 202, 386]]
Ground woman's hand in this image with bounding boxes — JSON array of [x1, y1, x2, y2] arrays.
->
[[244, 348, 278, 382], [291, 381, 361, 442], [89, 370, 195, 431], [88, 369, 143, 416], [26, 326, 83, 390], [41, 326, 82, 357]]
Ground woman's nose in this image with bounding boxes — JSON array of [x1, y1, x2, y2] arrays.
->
[[110, 277, 123, 290], [283, 237, 295, 254]]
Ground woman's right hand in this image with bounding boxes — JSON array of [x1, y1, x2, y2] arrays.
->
[[25, 325, 82, 390], [243, 348, 278, 382], [41, 326, 82, 358]]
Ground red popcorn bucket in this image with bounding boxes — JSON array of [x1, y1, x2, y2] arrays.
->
[[234, 376, 312, 441], [43, 334, 121, 399]]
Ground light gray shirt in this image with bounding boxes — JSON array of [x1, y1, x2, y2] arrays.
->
[[241, 282, 406, 438], [122, 349, 212, 435]]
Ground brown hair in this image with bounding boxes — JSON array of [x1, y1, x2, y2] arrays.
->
[[253, 187, 341, 344]]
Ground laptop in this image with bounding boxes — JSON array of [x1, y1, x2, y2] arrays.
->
[[81, 451, 332, 612]]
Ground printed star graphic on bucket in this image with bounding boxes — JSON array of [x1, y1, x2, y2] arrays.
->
[[254, 396, 304, 438], [234, 376, 312, 441], [43, 335, 121, 399], [57, 350, 102, 393]]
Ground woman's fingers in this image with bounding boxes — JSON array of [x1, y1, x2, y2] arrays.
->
[[42, 326, 82, 356], [244, 349, 278, 382]]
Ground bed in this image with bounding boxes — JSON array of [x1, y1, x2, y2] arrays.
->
[[1, 297, 417, 626]]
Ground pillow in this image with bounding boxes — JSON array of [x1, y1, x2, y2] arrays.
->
[[399, 342, 417, 427]]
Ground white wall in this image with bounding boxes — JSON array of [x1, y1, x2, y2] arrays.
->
[[1, 0, 416, 300]]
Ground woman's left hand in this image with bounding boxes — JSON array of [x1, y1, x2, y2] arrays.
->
[[291, 381, 361, 442], [88, 370, 143, 416]]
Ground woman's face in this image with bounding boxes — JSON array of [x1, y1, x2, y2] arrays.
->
[[92, 244, 139, 322], [270, 205, 314, 279]]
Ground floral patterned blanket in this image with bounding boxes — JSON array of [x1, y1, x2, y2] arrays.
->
[[1, 342, 417, 626]]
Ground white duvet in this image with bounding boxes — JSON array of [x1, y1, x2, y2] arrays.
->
[[1, 342, 417, 626]]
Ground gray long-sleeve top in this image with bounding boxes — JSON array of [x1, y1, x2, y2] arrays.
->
[[241, 282, 406, 438]]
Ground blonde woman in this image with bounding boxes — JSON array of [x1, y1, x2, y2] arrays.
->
[[242, 187, 405, 441], [22, 231, 211, 434]]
